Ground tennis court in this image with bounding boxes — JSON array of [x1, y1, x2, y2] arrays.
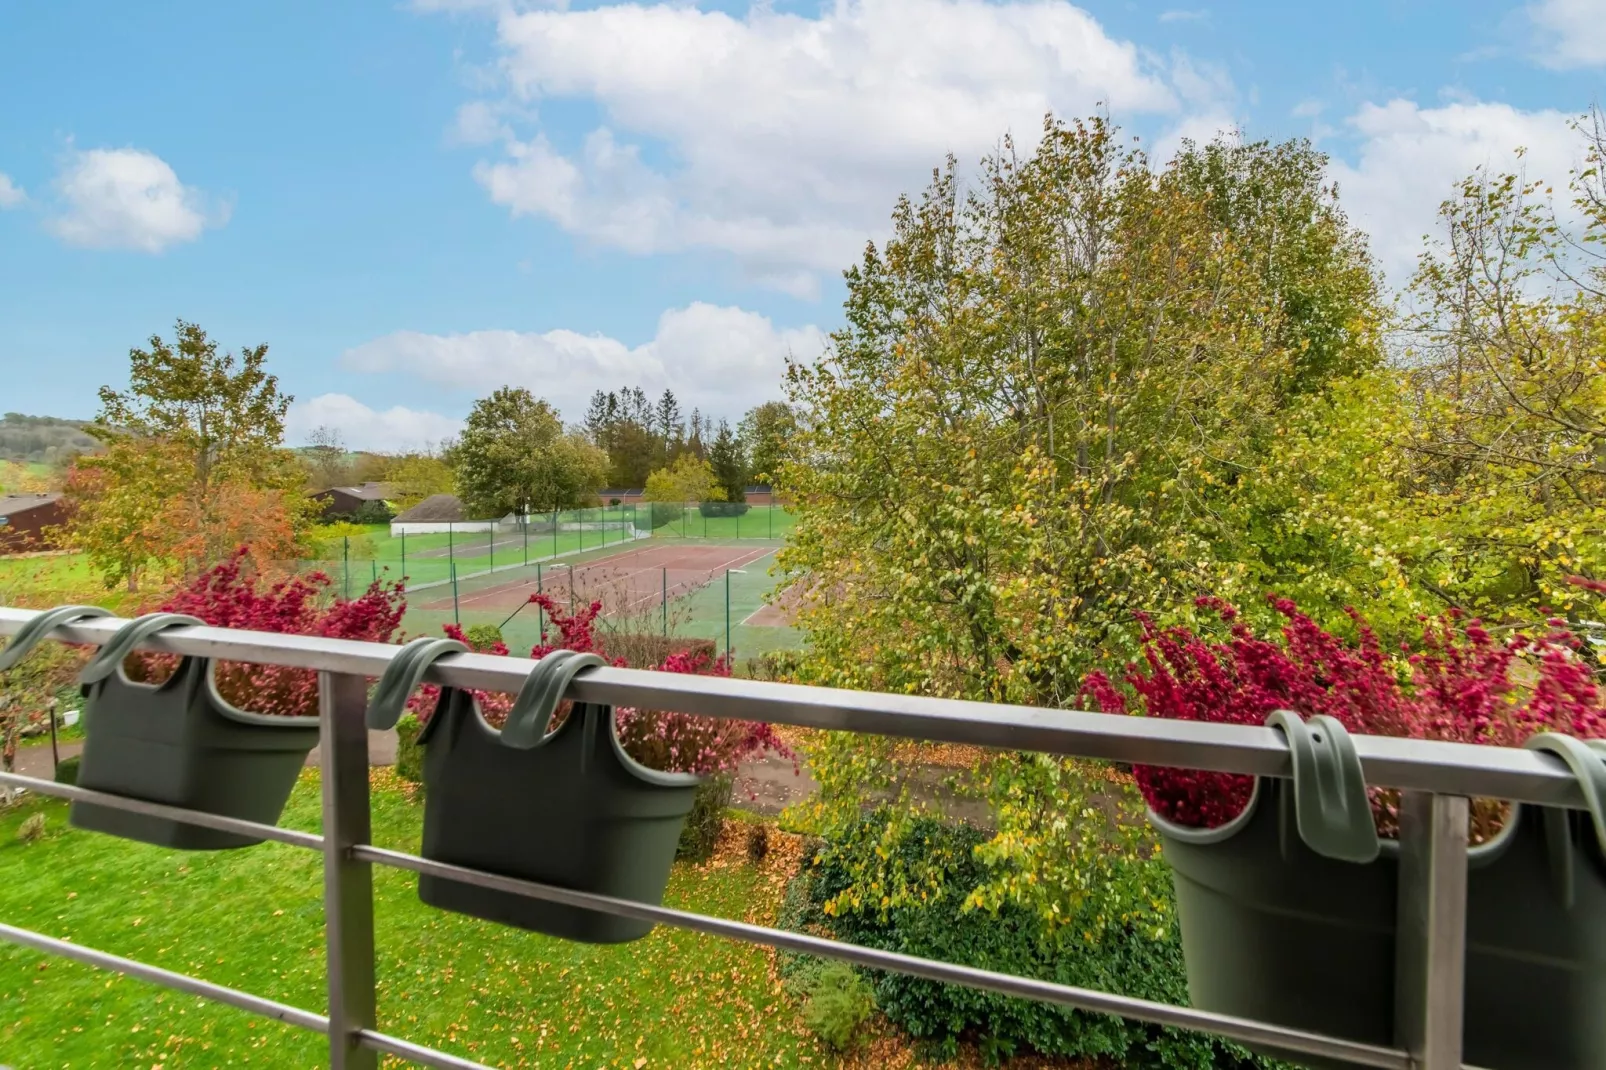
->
[[414, 542, 775, 617]]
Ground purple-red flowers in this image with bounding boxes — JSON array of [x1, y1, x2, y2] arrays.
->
[[1083, 595, 1604, 833]]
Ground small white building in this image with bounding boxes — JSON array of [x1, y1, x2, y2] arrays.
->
[[389, 494, 514, 536]]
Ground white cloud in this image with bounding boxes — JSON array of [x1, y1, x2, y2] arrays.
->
[[1158, 9, 1208, 22], [286, 394, 464, 453], [47, 148, 226, 252], [1329, 99, 1580, 282], [0, 173, 24, 208], [447, 0, 1230, 294], [343, 302, 827, 423], [1527, 0, 1606, 69]]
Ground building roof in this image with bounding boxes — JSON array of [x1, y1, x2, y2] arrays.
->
[[0, 492, 63, 517], [316, 482, 393, 501], [391, 494, 464, 523]]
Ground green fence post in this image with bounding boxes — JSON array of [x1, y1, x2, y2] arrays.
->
[[536, 562, 545, 641], [662, 567, 668, 637], [371, 559, 377, 586], [343, 536, 351, 600], [400, 529, 406, 586], [569, 563, 576, 615], [489, 523, 494, 574], [448, 522, 454, 576], [523, 515, 528, 566], [724, 568, 731, 663], [552, 508, 558, 559], [451, 561, 460, 626]]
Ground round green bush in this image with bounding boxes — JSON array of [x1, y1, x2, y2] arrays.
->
[[792, 810, 1274, 1069], [53, 755, 80, 786], [394, 712, 426, 795]]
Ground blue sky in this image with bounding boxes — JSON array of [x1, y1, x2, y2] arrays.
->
[[1, 0, 1601, 449]]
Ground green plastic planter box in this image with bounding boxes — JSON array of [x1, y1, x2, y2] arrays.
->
[[1, 609, 321, 851], [1151, 712, 1606, 1070], [368, 641, 700, 944]]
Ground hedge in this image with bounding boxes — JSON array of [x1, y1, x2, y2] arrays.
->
[[631, 502, 684, 532], [697, 501, 751, 518]]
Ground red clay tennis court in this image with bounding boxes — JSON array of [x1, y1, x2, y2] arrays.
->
[[414, 542, 775, 617]]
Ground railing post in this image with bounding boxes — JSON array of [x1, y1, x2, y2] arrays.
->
[[320, 671, 378, 1070], [1394, 791, 1468, 1070]]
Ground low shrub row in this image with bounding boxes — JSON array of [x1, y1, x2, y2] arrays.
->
[[780, 810, 1277, 1069], [697, 501, 750, 518]]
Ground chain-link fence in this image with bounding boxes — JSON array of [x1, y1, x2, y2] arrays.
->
[[301, 502, 801, 667]]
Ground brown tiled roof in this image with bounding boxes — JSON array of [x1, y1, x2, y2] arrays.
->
[[0, 492, 63, 516], [391, 494, 464, 522]]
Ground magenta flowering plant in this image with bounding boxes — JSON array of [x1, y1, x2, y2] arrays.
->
[[1082, 593, 1605, 835], [408, 593, 793, 777], [134, 547, 407, 718]]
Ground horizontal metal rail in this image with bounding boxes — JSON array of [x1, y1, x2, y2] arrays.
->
[[356, 844, 1411, 1068], [0, 606, 1556, 1067], [0, 771, 324, 850], [0, 607, 1588, 809], [0, 921, 331, 1033], [0, 766, 1408, 1068]]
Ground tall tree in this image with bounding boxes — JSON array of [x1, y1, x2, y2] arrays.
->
[[71, 321, 310, 589], [654, 390, 684, 457], [388, 453, 456, 510], [686, 409, 707, 459], [737, 401, 797, 484], [708, 420, 747, 502], [780, 115, 1384, 706], [642, 453, 725, 504], [448, 387, 607, 515], [586, 386, 661, 487], [303, 425, 351, 490]]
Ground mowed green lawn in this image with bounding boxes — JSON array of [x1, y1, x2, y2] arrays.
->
[[0, 773, 822, 1068]]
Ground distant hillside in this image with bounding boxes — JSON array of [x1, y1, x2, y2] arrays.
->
[[0, 413, 99, 465]]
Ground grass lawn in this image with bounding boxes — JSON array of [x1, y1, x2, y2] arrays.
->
[[0, 771, 827, 1069]]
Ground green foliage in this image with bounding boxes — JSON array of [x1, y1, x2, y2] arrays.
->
[[448, 387, 608, 516], [69, 320, 313, 588], [708, 419, 747, 502], [0, 413, 98, 466], [0, 779, 817, 1066], [387, 453, 455, 511], [53, 755, 79, 785], [310, 522, 376, 560], [300, 425, 351, 490], [350, 499, 394, 525], [795, 810, 1271, 1069], [462, 623, 504, 650], [698, 500, 750, 518], [1, 636, 84, 775], [584, 387, 689, 488], [792, 960, 874, 1051], [393, 713, 425, 790], [643, 453, 725, 505], [631, 501, 682, 531], [737, 402, 797, 486], [676, 773, 733, 862], [780, 116, 1385, 708]]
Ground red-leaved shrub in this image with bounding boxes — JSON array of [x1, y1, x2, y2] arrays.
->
[[408, 593, 792, 777], [1082, 594, 1605, 835], [134, 547, 407, 717]]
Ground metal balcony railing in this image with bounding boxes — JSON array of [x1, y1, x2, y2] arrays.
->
[[1, 606, 1583, 1070]]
